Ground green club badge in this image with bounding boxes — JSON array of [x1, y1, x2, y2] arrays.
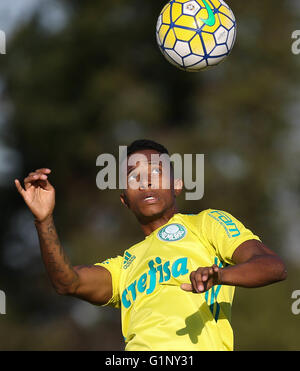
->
[[157, 223, 187, 242]]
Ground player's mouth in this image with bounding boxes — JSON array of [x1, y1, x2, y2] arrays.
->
[[141, 192, 160, 204]]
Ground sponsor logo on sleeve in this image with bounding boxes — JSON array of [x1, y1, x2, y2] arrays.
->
[[208, 210, 240, 237]]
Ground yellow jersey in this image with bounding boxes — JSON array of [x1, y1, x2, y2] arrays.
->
[[95, 209, 261, 351]]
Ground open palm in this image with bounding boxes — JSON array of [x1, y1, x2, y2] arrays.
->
[[15, 168, 55, 222]]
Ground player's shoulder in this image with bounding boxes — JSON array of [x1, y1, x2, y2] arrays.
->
[[178, 208, 239, 228], [122, 237, 147, 260], [178, 208, 214, 224], [95, 238, 146, 271]]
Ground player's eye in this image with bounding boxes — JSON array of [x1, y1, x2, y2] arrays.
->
[[128, 173, 138, 182]]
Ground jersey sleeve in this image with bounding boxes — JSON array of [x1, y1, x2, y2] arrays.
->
[[200, 209, 261, 265], [94, 255, 123, 308]]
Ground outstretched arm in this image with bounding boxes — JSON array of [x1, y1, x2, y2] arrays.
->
[[15, 169, 112, 305], [181, 239, 287, 293]]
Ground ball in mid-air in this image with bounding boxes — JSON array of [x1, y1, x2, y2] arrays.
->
[[156, 0, 236, 71]]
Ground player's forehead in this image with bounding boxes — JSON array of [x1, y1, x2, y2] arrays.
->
[[128, 149, 161, 163], [126, 149, 168, 170]]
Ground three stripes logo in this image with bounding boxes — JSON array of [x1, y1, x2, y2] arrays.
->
[[123, 251, 136, 269]]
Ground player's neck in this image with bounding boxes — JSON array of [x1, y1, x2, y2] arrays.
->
[[139, 205, 179, 237]]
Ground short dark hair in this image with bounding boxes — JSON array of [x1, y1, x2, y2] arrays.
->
[[127, 139, 169, 158]]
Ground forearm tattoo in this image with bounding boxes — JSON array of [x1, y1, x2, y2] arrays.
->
[[35, 216, 79, 290]]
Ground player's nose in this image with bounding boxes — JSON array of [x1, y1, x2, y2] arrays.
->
[[139, 170, 154, 190], [139, 177, 151, 190]]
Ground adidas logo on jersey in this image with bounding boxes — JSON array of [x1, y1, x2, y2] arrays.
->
[[123, 252, 136, 269]]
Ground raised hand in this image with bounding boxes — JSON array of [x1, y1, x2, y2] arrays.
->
[[15, 168, 55, 222]]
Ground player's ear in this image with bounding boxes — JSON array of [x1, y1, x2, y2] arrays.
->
[[120, 192, 130, 209], [174, 178, 183, 197]]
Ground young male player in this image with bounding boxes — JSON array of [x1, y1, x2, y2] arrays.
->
[[15, 139, 287, 351]]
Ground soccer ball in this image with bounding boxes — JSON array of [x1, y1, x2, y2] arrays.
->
[[156, 0, 236, 71]]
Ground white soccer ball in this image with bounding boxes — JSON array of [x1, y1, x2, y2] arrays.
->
[[156, 0, 237, 71]]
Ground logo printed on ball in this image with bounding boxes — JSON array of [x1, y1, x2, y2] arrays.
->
[[199, 0, 216, 27]]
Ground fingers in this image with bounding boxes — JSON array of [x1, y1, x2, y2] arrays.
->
[[16, 168, 52, 191], [182, 270, 204, 293], [27, 168, 51, 178], [34, 168, 51, 179], [180, 264, 220, 294], [35, 168, 51, 173], [14, 179, 25, 196], [190, 271, 198, 293], [201, 264, 219, 281], [180, 283, 193, 292], [212, 264, 219, 273], [195, 268, 208, 293], [24, 173, 48, 183], [26, 168, 51, 179], [25, 169, 51, 182]]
